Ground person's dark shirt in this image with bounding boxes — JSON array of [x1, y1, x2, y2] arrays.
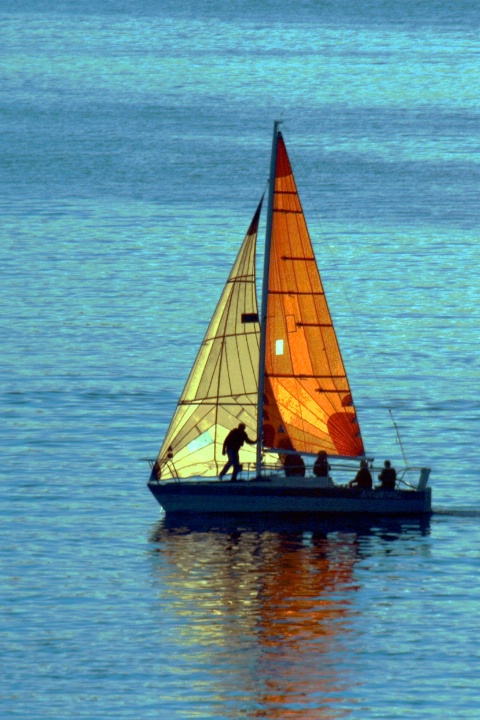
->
[[223, 427, 254, 453], [284, 453, 306, 477], [378, 466, 396, 490], [353, 467, 372, 489], [313, 458, 330, 477]]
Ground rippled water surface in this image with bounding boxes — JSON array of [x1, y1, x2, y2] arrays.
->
[[1, 1, 480, 717]]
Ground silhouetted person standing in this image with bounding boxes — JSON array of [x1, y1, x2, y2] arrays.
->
[[219, 423, 256, 481]]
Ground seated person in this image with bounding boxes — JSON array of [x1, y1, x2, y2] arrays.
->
[[377, 460, 396, 490], [349, 459, 373, 490], [283, 452, 306, 478], [313, 450, 330, 478], [312, 450, 334, 486]]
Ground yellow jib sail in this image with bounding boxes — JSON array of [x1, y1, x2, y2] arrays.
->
[[262, 133, 364, 457], [154, 200, 263, 480]]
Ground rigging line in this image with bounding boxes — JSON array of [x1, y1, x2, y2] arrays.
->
[[389, 408, 410, 468]]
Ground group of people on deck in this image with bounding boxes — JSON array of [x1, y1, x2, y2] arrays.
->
[[219, 423, 397, 489], [348, 458, 396, 490]]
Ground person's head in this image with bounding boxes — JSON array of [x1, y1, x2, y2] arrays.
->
[[360, 459, 368, 468], [384, 460, 391, 468], [317, 450, 327, 458], [238, 423, 246, 430]]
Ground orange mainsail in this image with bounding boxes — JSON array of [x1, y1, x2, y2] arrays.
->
[[261, 133, 364, 457]]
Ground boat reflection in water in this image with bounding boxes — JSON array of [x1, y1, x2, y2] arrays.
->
[[149, 515, 430, 719]]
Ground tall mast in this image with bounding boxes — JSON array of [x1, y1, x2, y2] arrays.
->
[[255, 121, 282, 476]]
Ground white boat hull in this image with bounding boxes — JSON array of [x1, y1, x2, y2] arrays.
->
[[147, 478, 432, 516]]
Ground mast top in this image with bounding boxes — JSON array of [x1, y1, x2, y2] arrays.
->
[[273, 119, 284, 134]]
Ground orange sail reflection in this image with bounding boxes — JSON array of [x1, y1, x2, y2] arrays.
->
[[251, 532, 360, 719], [150, 522, 362, 719]]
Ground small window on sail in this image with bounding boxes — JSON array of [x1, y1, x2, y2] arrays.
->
[[276, 339, 284, 355]]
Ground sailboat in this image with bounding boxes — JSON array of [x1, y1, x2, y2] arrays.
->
[[147, 122, 432, 515]]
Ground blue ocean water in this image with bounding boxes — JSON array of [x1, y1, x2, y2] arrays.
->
[[1, 1, 479, 718]]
